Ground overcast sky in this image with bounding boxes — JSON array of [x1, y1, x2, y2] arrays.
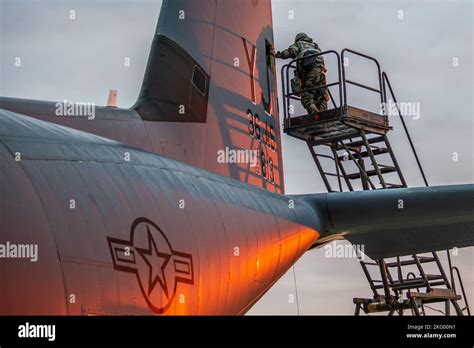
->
[[1, 0, 472, 315]]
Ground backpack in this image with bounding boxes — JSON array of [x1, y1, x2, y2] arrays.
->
[[297, 42, 322, 70]]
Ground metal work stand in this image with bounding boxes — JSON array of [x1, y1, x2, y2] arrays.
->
[[281, 49, 470, 316]]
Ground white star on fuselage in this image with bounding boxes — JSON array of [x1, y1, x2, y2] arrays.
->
[[136, 225, 172, 298]]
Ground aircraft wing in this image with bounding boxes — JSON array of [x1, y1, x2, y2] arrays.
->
[[298, 184, 474, 258]]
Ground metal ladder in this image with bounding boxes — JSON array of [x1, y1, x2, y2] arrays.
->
[[307, 132, 406, 192], [280, 48, 471, 316], [354, 252, 469, 316], [308, 129, 469, 315]]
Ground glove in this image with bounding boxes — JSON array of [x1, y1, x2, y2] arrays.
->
[[275, 51, 282, 58]]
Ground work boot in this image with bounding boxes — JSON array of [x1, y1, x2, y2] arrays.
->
[[306, 104, 318, 115], [315, 100, 328, 113]]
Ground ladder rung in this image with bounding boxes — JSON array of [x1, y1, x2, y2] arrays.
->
[[323, 172, 343, 177], [386, 183, 405, 188], [346, 167, 397, 180], [385, 257, 436, 267], [315, 153, 334, 159], [360, 148, 389, 158], [361, 262, 378, 266], [339, 136, 385, 149], [392, 278, 426, 285], [426, 274, 444, 281], [392, 277, 425, 285], [409, 289, 460, 300], [338, 147, 389, 161], [392, 281, 427, 291]]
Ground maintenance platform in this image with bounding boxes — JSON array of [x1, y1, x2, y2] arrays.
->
[[280, 49, 470, 316]]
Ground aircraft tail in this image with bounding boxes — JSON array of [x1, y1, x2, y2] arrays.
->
[[298, 184, 474, 258], [134, 0, 284, 193]]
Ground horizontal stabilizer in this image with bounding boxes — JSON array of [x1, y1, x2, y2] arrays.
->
[[299, 184, 474, 258]]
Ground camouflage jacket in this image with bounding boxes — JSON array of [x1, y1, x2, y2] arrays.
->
[[277, 37, 324, 68]]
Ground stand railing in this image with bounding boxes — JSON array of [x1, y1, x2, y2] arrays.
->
[[281, 50, 342, 128], [281, 48, 390, 128]]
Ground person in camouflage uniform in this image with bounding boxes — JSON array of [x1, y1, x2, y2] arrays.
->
[[274, 33, 328, 114]]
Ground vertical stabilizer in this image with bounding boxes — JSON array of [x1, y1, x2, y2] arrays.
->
[[134, 0, 284, 193]]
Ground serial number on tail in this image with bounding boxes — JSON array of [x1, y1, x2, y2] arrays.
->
[[247, 108, 276, 184]]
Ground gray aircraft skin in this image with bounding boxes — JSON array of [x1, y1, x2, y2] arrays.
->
[[0, 0, 473, 315]]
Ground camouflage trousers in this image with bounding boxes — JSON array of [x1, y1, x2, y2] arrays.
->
[[300, 67, 328, 114]]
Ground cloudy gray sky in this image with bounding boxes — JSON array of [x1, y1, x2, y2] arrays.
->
[[1, 0, 472, 315]]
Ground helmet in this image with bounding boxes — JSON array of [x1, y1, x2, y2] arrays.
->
[[295, 32, 308, 42]]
